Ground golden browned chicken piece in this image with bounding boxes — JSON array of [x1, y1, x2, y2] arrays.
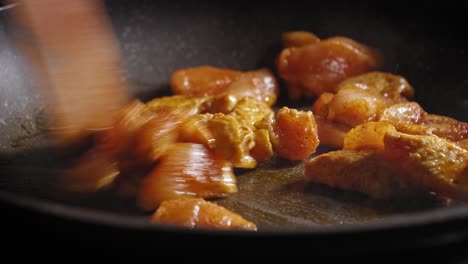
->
[[281, 31, 320, 48], [151, 198, 257, 231], [138, 143, 238, 210], [384, 131, 468, 201], [231, 97, 274, 126], [304, 150, 425, 198], [171, 67, 279, 106], [343, 121, 434, 152], [171, 66, 241, 96], [278, 36, 381, 98], [272, 107, 319, 160], [206, 113, 256, 168], [199, 97, 273, 168], [343, 121, 397, 151]]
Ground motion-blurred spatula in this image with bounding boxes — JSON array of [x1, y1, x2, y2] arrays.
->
[[9, 0, 130, 146]]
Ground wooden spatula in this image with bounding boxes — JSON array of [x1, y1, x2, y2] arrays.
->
[[10, 0, 130, 146]]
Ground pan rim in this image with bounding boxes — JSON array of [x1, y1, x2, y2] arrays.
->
[[2, 189, 468, 238]]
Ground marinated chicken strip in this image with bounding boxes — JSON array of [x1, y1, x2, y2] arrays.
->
[[304, 150, 424, 198], [336, 71, 414, 102], [138, 143, 237, 210], [223, 69, 279, 106], [152, 198, 257, 231], [379, 102, 426, 124], [327, 87, 389, 127], [65, 100, 155, 192], [171, 66, 241, 96], [130, 109, 184, 164], [171, 67, 279, 106], [281, 31, 321, 48], [177, 114, 215, 148], [278, 36, 381, 97], [384, 131, 468, 201]]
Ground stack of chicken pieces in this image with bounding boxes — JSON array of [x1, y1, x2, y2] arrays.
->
[[278, 32, 468, 201]]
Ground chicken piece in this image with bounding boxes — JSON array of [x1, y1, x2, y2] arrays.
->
[[344, 121, 435, 151], [421, 114, 468, 142], [312, 92, 335, 118], [384, 131, 468, 201], [304, 150, 424, 198], [231, 97, 274, 127], [278, 36, 380, 97], [64, 149, 120, 192], [138, 143, 237, 210], [96, 100, 156, 154], [379, 102, 426, 124], [207, 113, 256, 168], [178, 114, 215, 148], [390, 123, 434, 136], [343, 121, 397, 151], [146, 95, 208, 116], [66, 100, 156, 192], [380, 102, 467, 142], [273, 107, 319, 160], [314, 116, 350, 149], [131, 108, 186, 165], [224, 69, 279, 106], [281, 31, 321, 48], [171, 66, 241, 96], [250, 129, 274, 162], [204, 94, 238, 114], [171, 67, 279, 106], [327, 87, 388, 127], [457, 139, 468, 150], [336, 71, 414, 102], [151, 198, 257, 231]]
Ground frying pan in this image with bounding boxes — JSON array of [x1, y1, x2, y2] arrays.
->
[[0, 0, 467, 254]]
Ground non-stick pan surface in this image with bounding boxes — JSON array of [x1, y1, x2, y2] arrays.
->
[[0, 0, 467, 253]]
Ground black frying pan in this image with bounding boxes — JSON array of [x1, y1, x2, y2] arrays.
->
[[0, 0, 467, 254]]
